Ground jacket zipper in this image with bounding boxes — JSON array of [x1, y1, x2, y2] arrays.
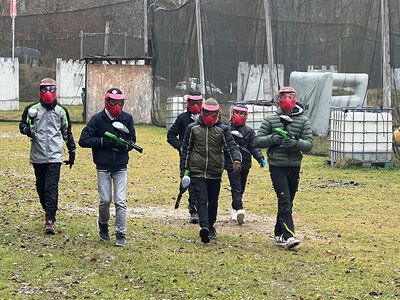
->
[[205, 127, 209, 178]]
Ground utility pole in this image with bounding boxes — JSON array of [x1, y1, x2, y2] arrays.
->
[[195, 0, 205, 96], [144, 0, 148, 56], [104, 22, 110, 56], [80, 31, 83, 59], [263, 0, 277, 99], [381, 0, 391, 107]]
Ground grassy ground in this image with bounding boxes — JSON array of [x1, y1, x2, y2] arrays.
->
[[0, 122, 400, 299]]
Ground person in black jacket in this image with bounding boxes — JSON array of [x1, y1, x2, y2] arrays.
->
[[79, 88, 136, 247], [167, 91, 203, 223], [224, 104, 265, 225]]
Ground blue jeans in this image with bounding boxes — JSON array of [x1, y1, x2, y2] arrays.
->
[[97, 169, 127, 234]]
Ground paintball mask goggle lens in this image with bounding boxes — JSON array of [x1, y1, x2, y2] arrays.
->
[[188, 99, 202, 106], [40, 85, 56, 94], [233, 110, 247, 117], [202, 109, 219, 117], [108, 98, 125, 107], [279, 93, 296, 100]]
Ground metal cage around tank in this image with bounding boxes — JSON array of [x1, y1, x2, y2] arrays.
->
[[329, 107, 393, 164]]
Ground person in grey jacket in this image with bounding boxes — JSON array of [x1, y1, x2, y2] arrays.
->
[[255, 87, 313, 249], [19, 78, 76, 234]]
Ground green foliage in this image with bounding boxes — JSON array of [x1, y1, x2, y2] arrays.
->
[[1, 123, 400, 299]]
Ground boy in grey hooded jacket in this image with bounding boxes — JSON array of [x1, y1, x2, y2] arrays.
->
[[19, 78, 76, 234]]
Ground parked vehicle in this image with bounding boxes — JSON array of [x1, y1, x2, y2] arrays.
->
[[175, 77, 223, 94]]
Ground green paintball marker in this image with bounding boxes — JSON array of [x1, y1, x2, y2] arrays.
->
[[104, 122, 143, 153], [274, 115, 295, 139]]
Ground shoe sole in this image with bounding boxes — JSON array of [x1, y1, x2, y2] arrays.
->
[[189, 219, 199, 224], [199, 228, 210, 243], [115, 242, 126, 247], [45, 229, 55, 235], [237, 213, 244, 225], [286, 240, 300, 250], [98, 232, 110, 242]]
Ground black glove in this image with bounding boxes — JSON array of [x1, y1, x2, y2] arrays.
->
[[282, 138, 298, 149], [63, 151, 75, 169], [233, 161, 242, 173], [22, 126, 34, 138], [271, 134, 283, 145]]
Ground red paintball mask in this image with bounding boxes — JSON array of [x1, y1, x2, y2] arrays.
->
[[201, 100, 220, 127], [278, 87, 297, 112], [231, 105, 248, 126], [186, 94, 203, 114], [39, 83, 57, 104], [105, 88, 125, 118]]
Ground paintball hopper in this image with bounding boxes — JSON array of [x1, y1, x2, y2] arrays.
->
[[112, 121, 129, 133], [28, 108, 38, 119], [231, 130, 243, 138]]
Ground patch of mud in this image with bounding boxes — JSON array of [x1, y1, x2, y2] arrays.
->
[[314, 179, 364, 189], [62, 202, 320, 241]]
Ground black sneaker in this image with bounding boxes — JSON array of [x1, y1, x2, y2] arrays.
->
[[208, 227, 217, 239], [115, 233, 126, 247], [98, 220, 110, 242], [44, 221, 55, 235], [190, 212, 199, 224], [199, 227, 210, 243]]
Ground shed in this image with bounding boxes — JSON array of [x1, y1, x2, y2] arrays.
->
[[82, 56, 153, 124]]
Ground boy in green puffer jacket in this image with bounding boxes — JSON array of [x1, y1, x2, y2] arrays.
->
[[255, 87, 313, 249], [181, 98, 242, 244]]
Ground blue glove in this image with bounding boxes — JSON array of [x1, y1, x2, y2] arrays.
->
[[259, 158, 266, 167], [282, 138, 298, 149]]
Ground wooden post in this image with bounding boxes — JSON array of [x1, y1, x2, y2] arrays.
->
[[381, 0, 391, 107], [264, 0, 277, 99], [195, 0, 205, 96]]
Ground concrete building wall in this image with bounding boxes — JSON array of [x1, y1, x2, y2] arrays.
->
[[56, 58, 85, 105], [0, 57, 19, 110], [86, 63, 152, 124], [237, 62, 284, 101]]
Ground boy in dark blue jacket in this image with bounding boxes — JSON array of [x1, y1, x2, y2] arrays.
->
[[79, 88, 136, 247], [167, 91, 203, 223]]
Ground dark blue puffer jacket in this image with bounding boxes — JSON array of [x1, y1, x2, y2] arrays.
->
[[79, 109, 136, 172]]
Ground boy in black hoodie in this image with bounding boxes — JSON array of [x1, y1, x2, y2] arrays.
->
[[224, 104, 265, 225]]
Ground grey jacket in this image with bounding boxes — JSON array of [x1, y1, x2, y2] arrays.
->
[[19, 100, 76, 164]]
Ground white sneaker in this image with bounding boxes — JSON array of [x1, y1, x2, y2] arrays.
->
[[230, 209, 237, 221], [274, 236, 286, 247], [285, 237, 300, 249], [236, 209, 245, 225]]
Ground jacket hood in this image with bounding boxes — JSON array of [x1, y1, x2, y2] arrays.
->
[[276, 103, 304, 116]]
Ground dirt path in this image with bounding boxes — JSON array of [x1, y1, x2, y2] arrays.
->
[[61, 202, 319, 241]]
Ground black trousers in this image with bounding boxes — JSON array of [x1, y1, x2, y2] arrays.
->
[[190, 177, 221, 230], [33, 163, 61, 222], [227, 168, 250, 210], [269, 165, 300, 239]]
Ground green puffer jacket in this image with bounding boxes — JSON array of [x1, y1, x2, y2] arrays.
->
[[180, 117, 242, 179], [254, 105, 313, 167]]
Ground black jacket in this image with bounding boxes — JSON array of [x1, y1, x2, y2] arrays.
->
[[79, 109, 136, 172], [224, 122, 264, 170], [180, 116, 242, 179], [167, 110, 196, 152]]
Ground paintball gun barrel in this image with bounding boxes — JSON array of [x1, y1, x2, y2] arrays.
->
[[104, 132, 143, 153]]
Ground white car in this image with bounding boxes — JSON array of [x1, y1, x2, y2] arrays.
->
[[175, 77, 223, 94]]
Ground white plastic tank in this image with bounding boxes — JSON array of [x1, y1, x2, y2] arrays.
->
[[166, 96, 186, 130], [235, 101, 276, 134], [329, 107, 392, 163]]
